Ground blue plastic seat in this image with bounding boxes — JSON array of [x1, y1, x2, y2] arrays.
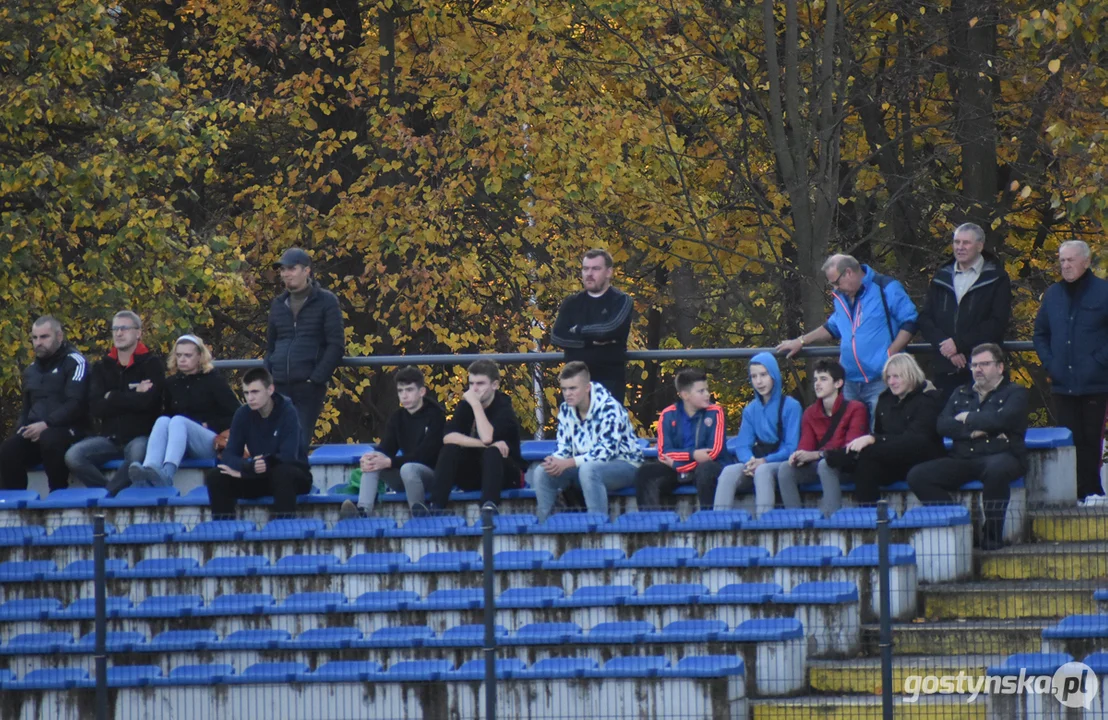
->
[[603, 511, 681, 533], [107, 522, 185, 544], [660, 620, 729, 642], [52, 559, 128, 581], [416, 588, 484, 610], [339, 552, 411, 573], [258, 554, 340, 575], [6, 668, 89, 690], [148, 630, 220, 652], [127, 594, 204, 618], [742, 508, 822, 530], [1025, 427, 1073, 449], [194, 593, 276, 616], [687, 546, 769, 568], [309, 444, 375, 465], [701, 583, 783, 605], [815, 507, 895, 529], [555, 585, 637, 607], [456, 514, 538, 536], [174, 520, 255, 542], [117, 558, 199, 579], [100, 665, 162, 688], [166, 486, 210, 507], [517, 658, 597, 680], [891, 505, 970, 528], [226, 662, 310, 684], [986, 653, 1074, 677], [282, 627, 363, 650], [192, 555, 270, 577], [220, 629, 291, 650], [729, 618, 804, 642], [0, 525, 46, 547], [0, 598, 62, 621], [73, 631, 147, 653], [832, 544, 916, 567], [543, 548, 625, 570], [412, 551, 482, 572], [243, 518, 325, 541], [271, 592, 348, 614], [1084, 652, 1108, 675], [619, 546, 697, 569], [98, 486, 180, 508], [385, 516, 466, 538], [584, 621, 656, 643], [0, 560, 56, 582], [27, 488, 106, 509], [529, 512, 608, 534], [51, 597, 131, 620], [765, 545, 843, 567], [0, 669, 12, 686], [450, 659, 525, 681], [350, 591, 421, 612], [677, 510, 751, 531], [625, 583, 707, 606], [2, 632, 74, 654], [316, 517, 396, 539], [595, 656, 669, 678], [360, 626, 435, 649], [493, 550, 554, 570], [1043, 615, 1108, 639], [425, 624, 508, 648], [665, 655, 746, 678], [0, 490, 38, 510], [775, 581, 859, 604], [33, 523, 113, 546], [154, 664, 235, 686], [502, 622, 583, 645], [497, 587, 563, 609], [1095, 589, 1108, 602], [386, 660, 453, 681], [520, 440, 557, 462], [305, 661, 384, 682]]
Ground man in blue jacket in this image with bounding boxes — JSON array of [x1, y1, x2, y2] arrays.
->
[[205, 368, 312, 518], [265, 248, 345, 444], [1034, 240, 1108, 504], [777, 254, 918, 421]]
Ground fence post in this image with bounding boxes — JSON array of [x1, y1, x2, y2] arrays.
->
[[93, 514, 108, 720], [876, 500, 893, 720], [481, 503, 497, 720]]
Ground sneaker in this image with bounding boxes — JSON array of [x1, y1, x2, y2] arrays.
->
[[127, 462, 145, 482], [104, 474, 131, 498], [339, 499, 362, 520], [131, 465, 166, 488], [410, 502, 430, 519], [1081, 494, 1108, 508]]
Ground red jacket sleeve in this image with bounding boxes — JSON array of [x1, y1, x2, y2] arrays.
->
[[841, 401, 870, 446], [798, 406, 818, 451]]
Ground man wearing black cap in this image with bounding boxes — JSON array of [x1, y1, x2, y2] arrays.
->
[[266, 247, 345, 444]]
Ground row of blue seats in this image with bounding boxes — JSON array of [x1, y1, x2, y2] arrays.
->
[[0, 544, 915, 585], [0, 506, 971, 547], [0, 617, 804, 654], [0, 581, 858, 621], [1044, 614, 1108, 640], [0, 654, 747, 690], [988, 652, 1108, 676]]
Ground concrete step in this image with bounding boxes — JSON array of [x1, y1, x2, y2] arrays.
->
[[1031, 508, 1108, 543], [808, 655, 1004, 695], [977, 541, 1108, 581], [919, 580, 1100, 620], [751, 694, 983, 719], [862, 620, 1049, 656]]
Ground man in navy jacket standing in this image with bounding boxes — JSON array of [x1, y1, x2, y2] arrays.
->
[[1034, 240, 1108, 504], [266, 248, 345, 444]]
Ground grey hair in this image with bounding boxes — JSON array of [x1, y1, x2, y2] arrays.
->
[[953, 223, 985, 245], [113, 310, 142, 331], [820, 254, 861, 275], [32, 315, 63, 334], [1059, 240, 1091, 259]]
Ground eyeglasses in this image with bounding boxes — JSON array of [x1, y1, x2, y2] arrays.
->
[[827, 273, 843, 288], [111, 326, 139, 333], [969, 360, 998, 370]]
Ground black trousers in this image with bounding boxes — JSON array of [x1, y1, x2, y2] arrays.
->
[[634, 460, 722, 510], [430, 445, 514, 508], [276, 381, 328, 445], [852, 441, 946, 504], [0, 428, 84, 491], [1052, 393, 1108, 500], [906, 454, 1023, 544], [204, 464, 313, 518]]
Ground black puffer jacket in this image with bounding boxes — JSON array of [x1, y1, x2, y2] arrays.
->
[[871, 383, 945, 455], [88, 345, 166, 443], [937, 378, 1028, 461], [265, 281, 345, 385], [18, 342, 89, 430], [163, 371, 242, 434]]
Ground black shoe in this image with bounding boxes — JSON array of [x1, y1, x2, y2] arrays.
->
[[411, 502, 430, 518], [104, 475, 131, 498], [979, 537, 1006, 552], [339, 499, 364, 520]]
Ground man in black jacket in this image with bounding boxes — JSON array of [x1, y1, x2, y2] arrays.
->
[[64, 311, 165, 489], [265, 248, 345, 444], [0, 316, 89, 491], [341, 366, 446, 518], [551, 249, 634, 405], [907, 343, 1027, 550], [918, 223, 1011, 403]]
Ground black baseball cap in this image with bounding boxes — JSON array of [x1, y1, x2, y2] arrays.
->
[[274, 248, 312, 268]]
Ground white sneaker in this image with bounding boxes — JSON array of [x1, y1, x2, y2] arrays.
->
[[1081, 495, 1108, 508]]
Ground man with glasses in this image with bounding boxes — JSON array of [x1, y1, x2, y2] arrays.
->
[[906, 343, 1027, 550], [776, 254, 918, 421], [1033, 240, 1108, 505], [65, 311, 165, 492]]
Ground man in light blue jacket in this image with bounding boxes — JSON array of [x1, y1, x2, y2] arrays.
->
[[777, 254, 918, 420]]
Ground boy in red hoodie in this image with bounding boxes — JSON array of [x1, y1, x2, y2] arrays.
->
[[776, 359, 868, 516]]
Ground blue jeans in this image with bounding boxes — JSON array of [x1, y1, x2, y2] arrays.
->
[[141, 416, 218, 485], [65, 436, 148, 488], [531, 460, 638, 521], [842, 379, 885, 429]]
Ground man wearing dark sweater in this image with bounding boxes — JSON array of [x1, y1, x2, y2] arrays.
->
[[341, 366, 446, 518], [551, 249, 634, 405], [205, 368, 312, 517], [427, 360, 524, 512]]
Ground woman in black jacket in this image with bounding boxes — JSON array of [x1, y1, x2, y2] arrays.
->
[[845, 353, 946, 504], [126, 335, 241, 488]]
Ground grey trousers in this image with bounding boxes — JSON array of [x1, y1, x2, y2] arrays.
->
[[357, 463, 435, 513]]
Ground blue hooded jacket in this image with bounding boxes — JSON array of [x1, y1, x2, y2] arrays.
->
[[731, 352, 802, 464], [823, 265, 918, 383]]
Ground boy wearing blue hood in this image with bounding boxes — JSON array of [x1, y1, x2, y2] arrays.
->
[[713, 353, 802, 515]]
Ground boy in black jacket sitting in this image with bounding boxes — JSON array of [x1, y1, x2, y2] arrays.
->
[[341, 366, 446, 518], [205, 368, 312, 518]]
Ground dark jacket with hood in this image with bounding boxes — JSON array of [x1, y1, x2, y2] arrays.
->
[[871, 382, 945, 455], [18, 342, 89, 431], [163, 371, 242, 434], [377, 398, 447, 471], [918, 251, 1011, 375], [265, 280, 345, 385], [221, 393, 308, 475], [937, 377, 1028, 462], [88, 343, 166, 443]]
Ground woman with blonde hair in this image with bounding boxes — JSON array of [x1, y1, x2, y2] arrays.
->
[[116, 335, 241, 492], [842, 353, 946, 503]]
